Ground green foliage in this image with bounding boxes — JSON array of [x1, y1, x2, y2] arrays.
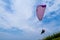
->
[[43, 32, 60, 40], [52, 37, 60, 40]]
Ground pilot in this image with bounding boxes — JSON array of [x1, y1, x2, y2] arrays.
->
[[41, 29, 45, 34]]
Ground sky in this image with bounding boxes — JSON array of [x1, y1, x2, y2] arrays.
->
[[0, 0, 60, 40]]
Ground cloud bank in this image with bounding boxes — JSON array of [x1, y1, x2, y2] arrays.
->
[[0, 0, 60, 40]]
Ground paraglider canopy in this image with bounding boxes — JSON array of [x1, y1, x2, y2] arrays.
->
[[36, 5, 46, 21]]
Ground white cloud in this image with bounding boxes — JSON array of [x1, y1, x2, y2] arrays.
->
[[0, 0, 60, 33], [0, 0, 60, 40]]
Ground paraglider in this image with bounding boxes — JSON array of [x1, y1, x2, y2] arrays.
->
[[36, 5, 46, 34], [36, 5, 46, 20]]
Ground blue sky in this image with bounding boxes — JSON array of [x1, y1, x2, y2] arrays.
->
[[0, 0, 60, 40]]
